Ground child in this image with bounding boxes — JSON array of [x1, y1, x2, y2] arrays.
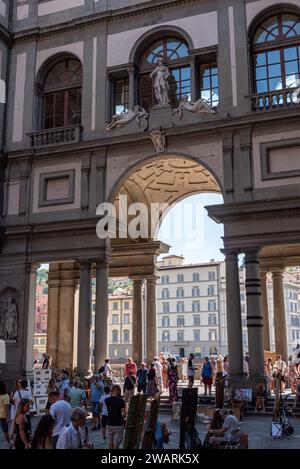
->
[[255, 383, 266, 412]]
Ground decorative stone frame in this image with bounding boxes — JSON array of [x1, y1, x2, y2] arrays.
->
[[260, 138, 300, 180], [38, 169, 75, 207], [34, 52, 83, 132]]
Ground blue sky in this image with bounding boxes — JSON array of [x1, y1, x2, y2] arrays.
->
[[157, 193, 224, 264]]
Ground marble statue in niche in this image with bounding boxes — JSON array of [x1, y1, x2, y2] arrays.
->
[[150, 56, 170, 106], [0, 297, 18, 341]]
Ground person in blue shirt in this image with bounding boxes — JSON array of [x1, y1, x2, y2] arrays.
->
[[154, 421, 170, 449], [90, 376, 104, 430], [136, 363, 149, 394], [201, 357, 213, 396]]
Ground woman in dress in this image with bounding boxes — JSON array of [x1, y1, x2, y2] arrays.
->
[[147, 363, 158, 398], [9, 379, 20, 436], [181, 358, 188, 383], [223, 356, 229, 387], [167, 361, 179, 404], [13, 399, 31, 449], [266, 358, 274, 392], [162, 358, 168, 392], [31, 415, 55, 449]]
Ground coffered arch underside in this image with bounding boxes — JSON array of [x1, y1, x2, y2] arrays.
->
[[113, 156, 222, 212]]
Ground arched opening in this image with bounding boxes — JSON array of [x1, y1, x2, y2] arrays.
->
[[107, 154, 224, 366]]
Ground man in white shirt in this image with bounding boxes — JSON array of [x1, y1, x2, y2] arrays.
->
[[49, 390, 71, 448], [274, 354, 287, 391], [56, 408, 92, 449], [153, 357, 163, 392], [13, 379, 33, 409]]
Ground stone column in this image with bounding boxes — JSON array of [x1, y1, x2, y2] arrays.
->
[[57, 263, 77, 370], [132, 278, 143, 366], [25, 263, 39, 377], [77, 262, 92, 376], [46, 263, 61, 367], [223, 250, 244, 386], [260, 269, 270, 351], [189, 55, 197, 102], [146, 276, 157, 365], [272, 268, 288, 362], [127, 64, 137, 109], [245, 250, 265, 386], [95, 261, 109, 371]]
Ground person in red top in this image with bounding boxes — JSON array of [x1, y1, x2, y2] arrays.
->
[[125, 358, 137, 377]]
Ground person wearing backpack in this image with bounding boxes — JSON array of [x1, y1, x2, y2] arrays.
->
[[201, 357, 213, 396], [12, 379, 33, 435]]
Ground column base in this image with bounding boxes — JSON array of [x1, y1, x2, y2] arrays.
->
[[76, 369, 93, 380], [246, 373, 267, 393], [228, 374, 248, 397]]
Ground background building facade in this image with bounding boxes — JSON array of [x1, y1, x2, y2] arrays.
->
[[157, 255, 221, 358]]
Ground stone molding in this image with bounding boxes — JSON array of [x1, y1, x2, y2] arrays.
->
[[13, 0, 201, 43]]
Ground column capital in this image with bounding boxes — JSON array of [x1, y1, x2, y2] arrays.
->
[[259, 268, 268, 277], [130, 276, 144, 285], [95, 258, 110, 269], [126, 63, 138, 74], [221, 248, 240, 259], [77, 260, 92, 270], [145, 275, 159, 284], [271, 267, 285, 277]]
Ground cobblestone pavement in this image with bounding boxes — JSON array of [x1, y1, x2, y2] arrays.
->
[[1, 382, 299, 450], [1, 412, 300, 449]]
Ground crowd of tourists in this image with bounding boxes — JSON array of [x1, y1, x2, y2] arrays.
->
[[0, 355, 173, 450], [2, 347, 300, 449]]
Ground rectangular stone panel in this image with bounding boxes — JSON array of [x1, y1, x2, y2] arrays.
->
[[39, 170, 75, 206], [7, 183, 20, 215], [260, 138, 300, 181], [32, 161, 81, 213], [38, 0, 84, 16], [46, 176, 70, 201], [269, 146, 300, 174]]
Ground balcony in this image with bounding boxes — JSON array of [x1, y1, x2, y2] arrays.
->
[[28, 125, 82, 149], [251, 88, 300, 112]]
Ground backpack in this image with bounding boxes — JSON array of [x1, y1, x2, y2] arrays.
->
[[98, 366, 105, 373]]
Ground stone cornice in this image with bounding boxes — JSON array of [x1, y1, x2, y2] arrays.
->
[[6, 106, 300, 160], [0, 23, 12, 46], [12, 0, 201, 43], [207, 196, 300, 224]]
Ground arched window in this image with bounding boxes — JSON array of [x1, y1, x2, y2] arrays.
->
[[253, 13, 300, 93], [138, 37, 190, 110], [42, 58, 82, 129]]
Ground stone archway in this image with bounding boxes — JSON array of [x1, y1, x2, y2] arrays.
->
[[109, 154, 223, 366]]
